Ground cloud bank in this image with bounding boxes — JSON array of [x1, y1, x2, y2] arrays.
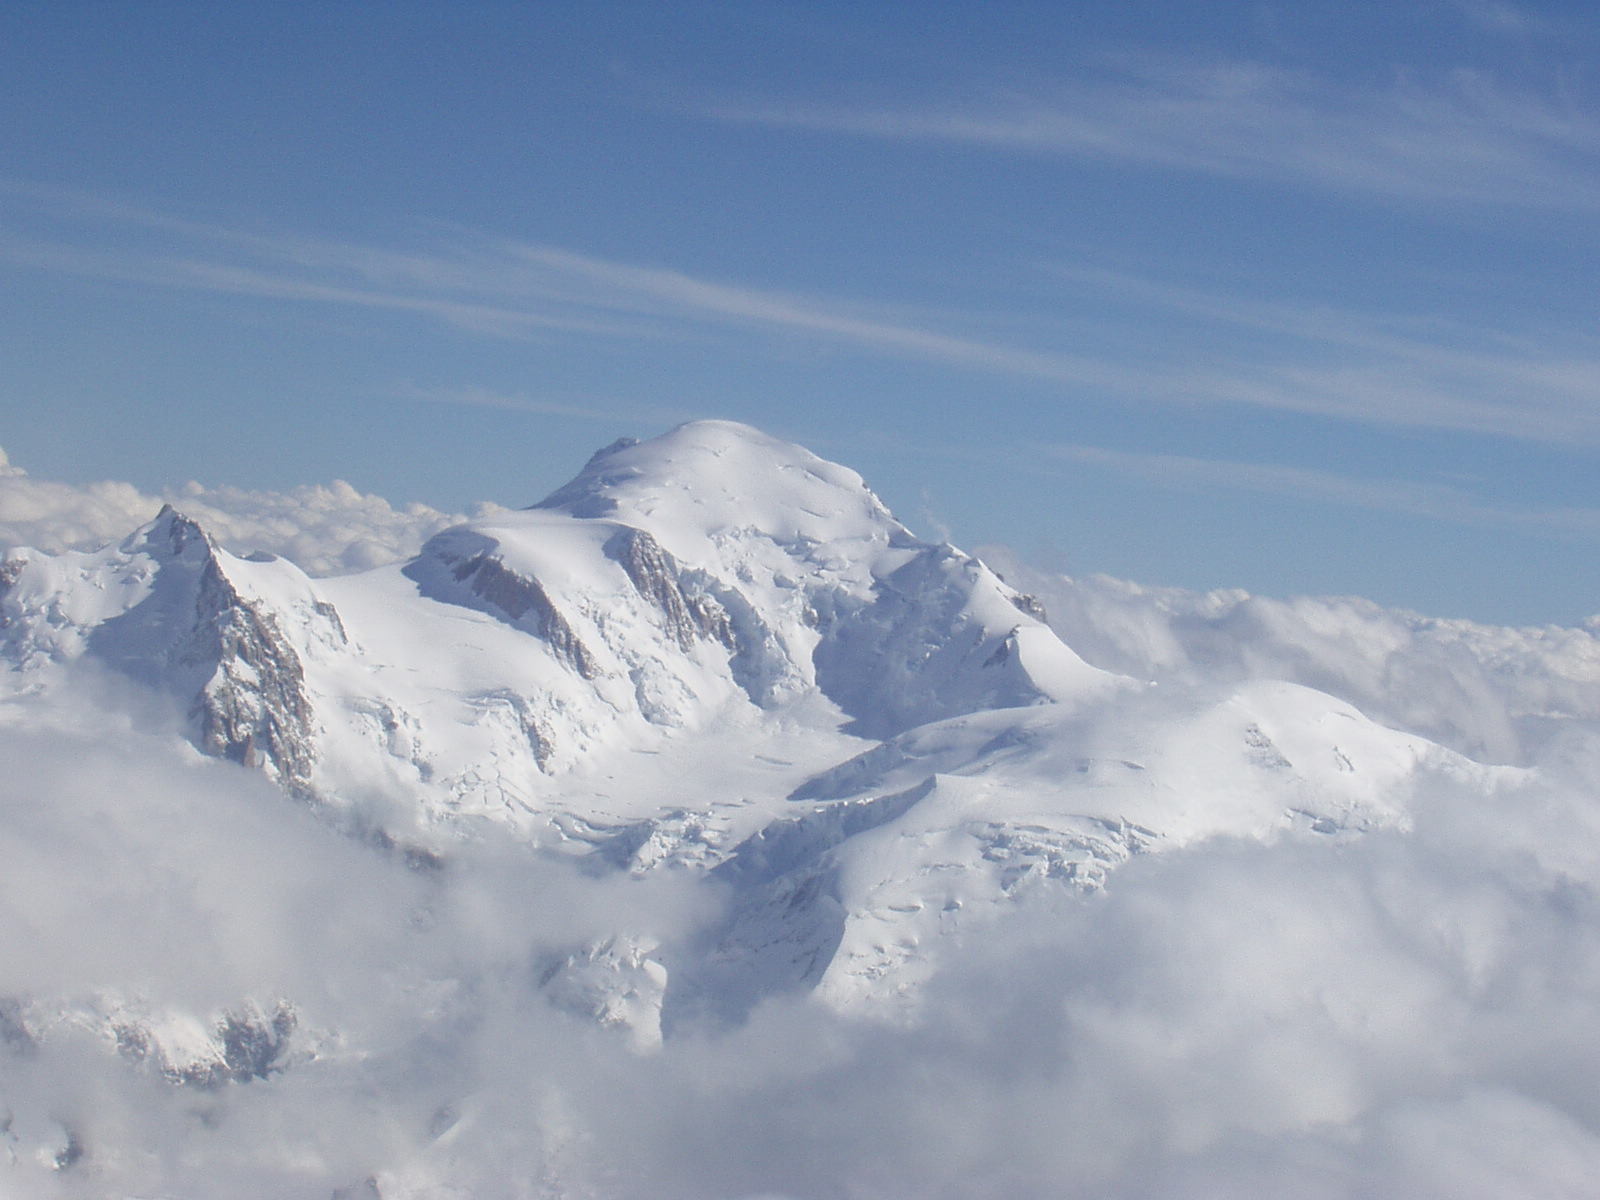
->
[[0, 443, 487, 575], [982, 545, 1600, 768], [3, 691, 1600, 1198]]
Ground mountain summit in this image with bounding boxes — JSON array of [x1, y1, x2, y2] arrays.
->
[[535, 420, 901, 551], [399, 420, 1111, 752]]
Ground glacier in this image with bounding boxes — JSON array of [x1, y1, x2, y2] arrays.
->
[[0, 420, 1598, 1198]]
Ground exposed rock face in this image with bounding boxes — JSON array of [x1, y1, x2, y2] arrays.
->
[[1, 992, 306, 1092], [89, 508, 321, 798], [605, 526, 735, 653], [114, 1000, 300, 1087], [214, 1002, 299, 1083], [190, 558, 317, 794], [604, 525, 795, 707], [1009, 591, 1048, 622], [404, 530, 601, 679], [454, 552, 600, 679]]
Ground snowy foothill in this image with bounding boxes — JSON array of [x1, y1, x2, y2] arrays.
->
[[1, 422, 1599, 1198]]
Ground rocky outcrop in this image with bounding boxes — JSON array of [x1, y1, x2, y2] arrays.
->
[[456, 553, 599, 679], [405, 530, 601, 680], [606, 527, 736, 652], [114, 1000, 300, 1087], [604, 526, 797, 706], [189, 557, 317, 795], [90, 508, 321, 798], [1009, 591, 1048, 622]]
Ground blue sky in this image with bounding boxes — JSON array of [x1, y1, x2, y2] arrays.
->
[[3, 1, 1600, 624]]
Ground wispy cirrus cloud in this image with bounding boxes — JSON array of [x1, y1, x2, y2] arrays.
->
[[1453, 0, 1542, 35], [0, 182, 1157, 386], [697, 57, 1600, 212], [1048, 441, 1600, 542], [389, 383, 634, 422], [1038, 263, 1600, 445], [7, 182, 1600, 447], [0, 229, 636, 341]]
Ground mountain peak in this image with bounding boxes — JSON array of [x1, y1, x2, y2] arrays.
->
[[124, 504, 216, 562], [402, 421, 1112, 746], [534, 421, 906, 556]]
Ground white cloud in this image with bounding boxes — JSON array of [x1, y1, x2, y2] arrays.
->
[[1037, 263, 1600, 444], [391, 382, 637, 422], [10, 186, 1600, 446], [980, 543, 1600, 767], [0, 446, 487, 575], [1454, 0, 1539, 34], [0, 192, 1144, 390], [699, 57, 1600, 212], [7, 700, 1600, 1197]]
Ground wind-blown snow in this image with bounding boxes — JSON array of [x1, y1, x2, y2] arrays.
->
[[1, 423, 1599, 1198]]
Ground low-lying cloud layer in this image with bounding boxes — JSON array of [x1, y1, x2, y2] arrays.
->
[[0, 444, 487, 574], [4, 688, 1600, 1199], [982, 545, 1600, 769]]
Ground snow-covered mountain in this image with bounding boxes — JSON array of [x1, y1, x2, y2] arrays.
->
[[1, 421, 1597, 1198], [2, 423, 1098, 799], [0, 423, 1119, 1033]]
